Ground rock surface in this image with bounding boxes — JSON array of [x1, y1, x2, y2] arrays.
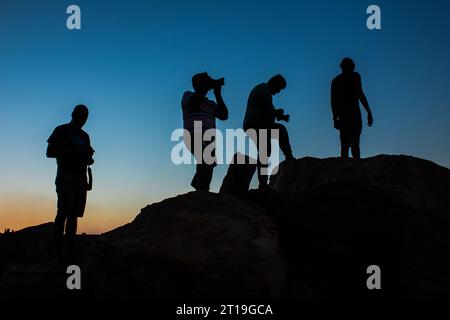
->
[[220, 152, 257, 195], [95, 191, 285, 300], [1, 192, 284, 300], [270, 155, 450, 298], [1, 154, 450, 300]]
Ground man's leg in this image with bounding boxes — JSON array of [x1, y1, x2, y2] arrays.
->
[[185, 130, 202, 191], [257, 128, 271, 188], [54, 213, 66, 260], [195, 138, 216, 191], [245, 127, 268, 188], [191, 170, 199, 190], [196, 163, 214, 191], [65, 216, 77, 237], [341, 144, 350, 159], [350, 144, 360, 159], [350, 128, 362, 159], [65, 216, 78, 259], [55, 186, 69, 261], [271, 123, 294, 160], [339, 128, 350, 159], [66, 186, 87, 261]]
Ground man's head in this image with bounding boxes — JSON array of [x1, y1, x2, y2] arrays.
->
[[71, 104, 89, 128], [340, 57, 356, 74], [267, 74, 287, 95], [192, 72, 213, 96]]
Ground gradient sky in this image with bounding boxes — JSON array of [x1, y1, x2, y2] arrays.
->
[[1, 0, 450, 234]]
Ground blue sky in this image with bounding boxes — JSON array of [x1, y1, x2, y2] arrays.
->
[[1, 0, 450, 233]]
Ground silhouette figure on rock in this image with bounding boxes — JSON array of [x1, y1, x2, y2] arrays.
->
[[181, 72, 229, 191], [243, 74, 294, 190], [46, 105, 94, 263], [331, 58, 373, 159]]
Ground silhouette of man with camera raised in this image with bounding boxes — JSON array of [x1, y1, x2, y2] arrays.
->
[[181, 72, 229, 191], [331, 58, 374, 159], [47, 104, 94, 263], [243, 74, 294, 190]]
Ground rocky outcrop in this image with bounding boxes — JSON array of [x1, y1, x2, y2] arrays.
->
[[0, 192, 285, 300], [1, 154, 450, 300], [94, 191, 285, 300], [270, 155, 450, 299], [0, 223, 55, 268]]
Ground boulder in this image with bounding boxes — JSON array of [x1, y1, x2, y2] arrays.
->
[[0, 223, 55, 271], [1, 192, 285, 300], [97, 191, 284, 300], [270, 155, 450, 299], [220, 153, 257, 195], [2, 154, 450, 300]]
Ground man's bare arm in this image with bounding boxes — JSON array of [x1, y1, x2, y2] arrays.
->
[[214, 87, 229, 121], [358, 77, 373, 126]]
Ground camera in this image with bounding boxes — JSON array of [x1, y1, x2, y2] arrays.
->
[[84, 146, 95, 165], [275, 108, 290, 122], [209, 77, 225, 90]]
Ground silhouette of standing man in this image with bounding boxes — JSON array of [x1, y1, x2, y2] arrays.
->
[[47, 105, 94, 262], [244, 74, 294, 190], [331, 58, 374, 159], [181, 73, 229, 191]]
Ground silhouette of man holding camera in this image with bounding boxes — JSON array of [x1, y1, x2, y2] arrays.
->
[[181, 72, 229, 191], [47, 105, 94, 262], [243, 74, 294, 190], [331, 58, 374, 159]]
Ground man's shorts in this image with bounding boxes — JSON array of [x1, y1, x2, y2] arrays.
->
[[183, 129, 217, 167], [56, 173, 87, 218]]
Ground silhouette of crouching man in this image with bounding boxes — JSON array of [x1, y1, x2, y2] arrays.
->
[[47, 105, 94, 263], [243, 75, 294, 190]]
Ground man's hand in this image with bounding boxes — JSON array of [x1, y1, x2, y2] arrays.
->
[[84, 146, 95, 156], [368, 113, 374, 127], [83, 146, 95, 165], [213, 79, 224, 97], [275, 108, 285, 117], [275, 109, 289, 122]]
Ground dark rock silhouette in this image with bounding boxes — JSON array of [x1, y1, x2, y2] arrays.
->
[[271, 155, 450, 299], [0, 223, 54, 269], [1, 192, 284, 300], [220, 152, 257, 195], [0, 224, 101, 299], [96, 191, 284, 300], [1, 155, 450, 300]]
